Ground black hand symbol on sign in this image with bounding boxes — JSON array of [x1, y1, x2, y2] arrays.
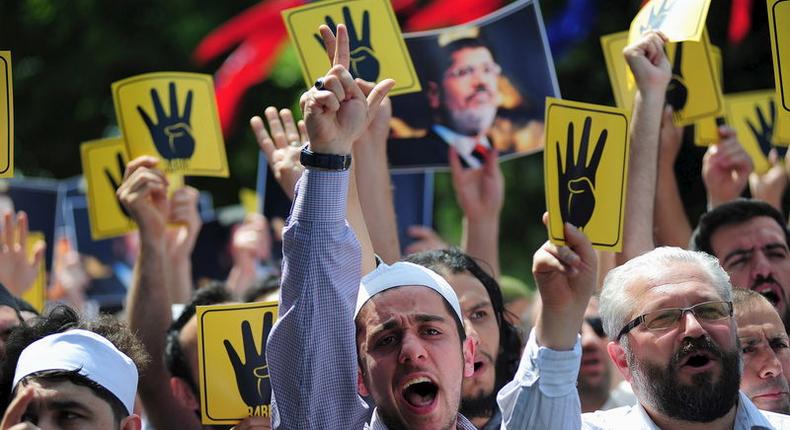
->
[[556, 117, 607, 230], [104, 152, 131, 218], [313, 7, 380, 82], [137, 82, 195, 160], [666, 42, 688, 118], [746, 100, 784, 157], [224, 312, 273, 409]]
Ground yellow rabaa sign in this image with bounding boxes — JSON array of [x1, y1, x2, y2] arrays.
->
[[600, 31, 633, 112], [112, 72, 229, 177], [0, 51, 13, 178], [777, 111, 790, 145], [282, 0, 421, 95], [629, 0, 711, 43], [80, 138, 136, 240], [21, 232, 46, 312], [544, 98, 630, 252], [197, 301, 279, 425], [769, 0, 790, 114], [694, 46, 723, 146], [724, 90, 782, 174]]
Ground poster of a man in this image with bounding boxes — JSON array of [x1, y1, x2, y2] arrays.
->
[[387, 0, 559, 171]]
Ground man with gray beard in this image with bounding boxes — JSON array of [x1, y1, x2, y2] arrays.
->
[[388, 27, 501, 169]]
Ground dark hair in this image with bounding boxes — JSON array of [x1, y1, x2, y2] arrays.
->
[[0, 305, 149, 418], [242, 274, 281, 303], [691, 199, 790, 255], [165, 282, 231, 394], [405, 248, 523, 391]]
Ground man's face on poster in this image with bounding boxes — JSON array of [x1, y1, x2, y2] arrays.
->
[[428, 46, 501, 137]]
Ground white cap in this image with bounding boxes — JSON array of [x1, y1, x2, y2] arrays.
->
[[13, 329, 138, 415], [355, 262, 464, 325]]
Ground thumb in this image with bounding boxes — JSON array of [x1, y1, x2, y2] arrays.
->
[[366, 79, 396, 118]]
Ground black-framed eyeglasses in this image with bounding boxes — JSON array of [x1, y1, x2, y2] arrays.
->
[[615, 301, 733, 341], [585, 316, 606, 338]]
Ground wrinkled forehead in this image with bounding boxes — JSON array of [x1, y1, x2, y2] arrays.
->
[[356, 285, 457, 332], [625, 263, 724, 312], [736, 298, 784, 329]]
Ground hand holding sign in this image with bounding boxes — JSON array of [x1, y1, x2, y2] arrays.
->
[[137, 82, 195, 160], [557, 117, 607, 230], [224, 312, 274, 410], [117, 156, 170, 239], [623, 31, 671, 95], [702, 127, 753, 208], [749, 148, 788, 210]]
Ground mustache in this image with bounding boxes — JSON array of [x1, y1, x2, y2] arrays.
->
[[670, 336, 723, 366], [465, 86, 494, 103]]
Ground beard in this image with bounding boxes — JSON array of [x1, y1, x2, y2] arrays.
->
[[441, 95, 497, 137], [460, 388, 498, 421], [628, 335, 741, 423]]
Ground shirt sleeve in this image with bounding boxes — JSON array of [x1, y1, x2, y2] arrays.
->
[[267, 169, 369, 429], [496, 329, 583, 430]]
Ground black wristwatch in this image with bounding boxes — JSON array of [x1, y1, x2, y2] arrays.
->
[[300, 147, 352, 171]]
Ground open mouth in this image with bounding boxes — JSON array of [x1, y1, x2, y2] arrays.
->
[[754, 283, 782, 307], [402, 377, 438, 408], [680, 352, 713, 369]]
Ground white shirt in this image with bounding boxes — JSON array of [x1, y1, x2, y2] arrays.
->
[[433, 124, 491, 169], [496, 329, 790, 429]]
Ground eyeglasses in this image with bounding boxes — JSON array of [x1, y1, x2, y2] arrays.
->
[[585, 317, 606, 338], [445, 62, 502, 80], [615, 301, 733, 341]]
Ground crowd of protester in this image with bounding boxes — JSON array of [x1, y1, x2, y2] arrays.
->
[[3, 9, 790, 430]]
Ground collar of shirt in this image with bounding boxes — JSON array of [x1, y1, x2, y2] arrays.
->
[[432, 124, 490, 169], [368, 408, 478, 429]]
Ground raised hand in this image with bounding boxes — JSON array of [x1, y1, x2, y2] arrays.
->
[[702, 126, 753, 208], [301, 24, 394, 156], [224, 312, 274, 409], [533, 213, 597, 350], [250, 107, 307, 201], [747, 100, 778, 158], [556, 117, 606, 230], [116, 156, 170, 239], [623, 31, 672, 96], [314, 7, 379, 82], [166, 186, 202, 261], [0, 211, 45, 297], [449, 146, 503, 222], [749, 148, 788, 210], [137, 82, 195, 160], [104, 151, 131, 218]]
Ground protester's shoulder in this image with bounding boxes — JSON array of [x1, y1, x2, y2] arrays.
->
[[761, 409, 790, 430], [581, 405, 643, 429]]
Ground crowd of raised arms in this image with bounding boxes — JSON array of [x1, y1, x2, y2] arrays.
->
[[4, 9, 790, 430]]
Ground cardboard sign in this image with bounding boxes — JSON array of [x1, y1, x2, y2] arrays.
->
[[600, 31, 633, 112], [21, 232, 46, 312], [694, 45, 723, 146], [80, 138, 136, 240], [724, 90, 782, 174], [283, 0, 421, 96], [769, 0, 790, 114], [629, 0, 711, 43], [112, 72, 229, 177], [197, 301, 279, 425], [391, 171, 434, 254], [777, 111, 790, 145], [0, 51, 13, 178], [544, 98, 630, 252]]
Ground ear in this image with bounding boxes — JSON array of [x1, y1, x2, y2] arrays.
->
[[462, 336, 477, 378], [357, 367, 370, 397], [120, 414, 142, 430], [606, 341, 632, 383], [427, 81, 441, 109], [169, 377, 199, 411]]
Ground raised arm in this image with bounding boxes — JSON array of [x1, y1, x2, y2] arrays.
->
[[120, 157, 201, 430], [165, 186, 201, 304], [451, 148, 504, 278], [702, 126, 753, 210], [266, 24, 394, 429], [654, 106, 693, 247], [748, 149, 787, 211], [616, 32, 672, 264]]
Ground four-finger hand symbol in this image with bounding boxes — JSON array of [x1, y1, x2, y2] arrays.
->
[[314, 7, 379, 82], [224, 312, 274, 408], [104, 151, 131, 218], [556, 116, 607, 230], [137, 82, 195, 160]]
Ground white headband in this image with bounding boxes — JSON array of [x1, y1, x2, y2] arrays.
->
[[355, 261, 464, 325], [13, 329, 138, 415]]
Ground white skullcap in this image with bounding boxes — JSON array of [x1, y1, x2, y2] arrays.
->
[[355, 262, 464, 325], [13, 329, 138, 415]]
